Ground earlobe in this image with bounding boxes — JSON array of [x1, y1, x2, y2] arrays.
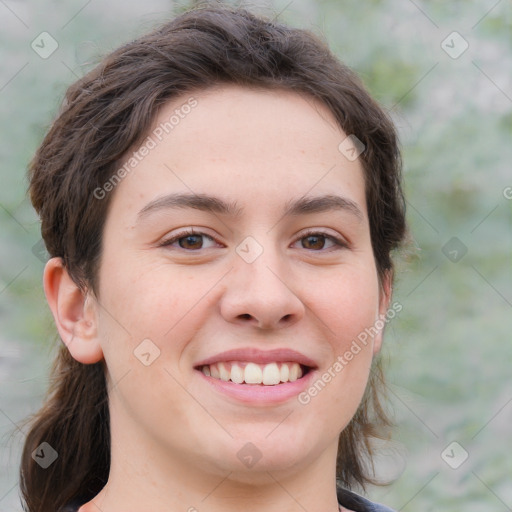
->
[[373, 270, 393, 356], [43, 257, 104, 364]]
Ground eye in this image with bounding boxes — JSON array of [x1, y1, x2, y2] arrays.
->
[[158, 228, 348, 252], [292, 230, 348, 251], [158, 228, 219, 250]]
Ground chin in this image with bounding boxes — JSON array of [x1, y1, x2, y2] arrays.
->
[[204, 436, 314, 477]]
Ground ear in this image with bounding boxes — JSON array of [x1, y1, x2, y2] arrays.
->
[[43, 257, 104, 364], [373, 269, 393, 356]]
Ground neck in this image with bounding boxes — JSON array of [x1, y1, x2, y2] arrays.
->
[[80, 413, 342, 512]]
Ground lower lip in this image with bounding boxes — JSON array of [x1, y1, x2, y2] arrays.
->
[[196, 368, 317, 405]]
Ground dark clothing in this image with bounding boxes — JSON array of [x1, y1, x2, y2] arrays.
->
[[337, 487, 396, 511], [62, 487, 396, 512]]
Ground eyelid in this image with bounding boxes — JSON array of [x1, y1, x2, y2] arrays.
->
[[158, 227, 349, 251], [158, 228, 220, 249], [296, 228, 349, 249]]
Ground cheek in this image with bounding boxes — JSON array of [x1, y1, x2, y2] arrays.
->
[[96, 257, 212, 361], [307, 265, 380, 404], [313, 265, 381, 344]]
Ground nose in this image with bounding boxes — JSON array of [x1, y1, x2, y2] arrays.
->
[[219, 242, 305, 331]]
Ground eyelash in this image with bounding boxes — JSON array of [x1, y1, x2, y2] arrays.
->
[[158, 228, 348, 252]]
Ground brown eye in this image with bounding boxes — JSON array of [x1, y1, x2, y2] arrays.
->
[[295, 231, 348, 251], [159, 229, 218, 250], [301, 234, 328, 250], [177, 234, 204, 250]]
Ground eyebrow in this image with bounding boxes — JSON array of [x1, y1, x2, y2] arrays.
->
[[137, 192, 364, 223]]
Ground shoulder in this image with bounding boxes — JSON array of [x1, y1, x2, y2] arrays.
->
[[59, 505, 78, 512], [337, 487, 397, 512], [59, 497, 87, 512]]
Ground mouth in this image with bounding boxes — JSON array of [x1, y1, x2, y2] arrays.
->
[[193, 347, 318, 403], [195, 361, 313, 386]]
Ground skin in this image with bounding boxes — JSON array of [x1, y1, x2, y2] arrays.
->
[[44, 85, 391, 512]]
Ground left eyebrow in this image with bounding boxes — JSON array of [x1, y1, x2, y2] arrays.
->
[[284, 194, 364, 222], [136, 193, 364, 223]]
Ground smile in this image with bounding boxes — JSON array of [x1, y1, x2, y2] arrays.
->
[[193, 347, 318, 403], [200, 361, 310, 385]]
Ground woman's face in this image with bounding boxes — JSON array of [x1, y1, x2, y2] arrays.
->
[[92, 85, 391, 482]]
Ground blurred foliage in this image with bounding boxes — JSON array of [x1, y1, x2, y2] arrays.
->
[[1, 0, 511, 510]]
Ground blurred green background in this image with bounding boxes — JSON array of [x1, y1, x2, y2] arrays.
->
[[1, 0, 511, 510]]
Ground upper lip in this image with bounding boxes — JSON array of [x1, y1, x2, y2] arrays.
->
[[194, 348, 318, 369]]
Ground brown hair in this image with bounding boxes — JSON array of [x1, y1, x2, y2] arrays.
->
[[19, 3, 407, 511]]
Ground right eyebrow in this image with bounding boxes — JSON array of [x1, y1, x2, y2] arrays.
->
[[137, 193, 244, 221]]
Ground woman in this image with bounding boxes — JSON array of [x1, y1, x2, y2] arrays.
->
[[19, 4, 407, 512]]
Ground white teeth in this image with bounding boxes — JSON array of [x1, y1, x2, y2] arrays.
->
[[280, 364, 289, 382], [218, 362, 230, 381], [210, 364, 220, 379], [230, 363, 244, 384], [289, 363, 302, 382], [262, 363, 281, 385], [244, 362, 263, 384], [201, 361, 306, 385]]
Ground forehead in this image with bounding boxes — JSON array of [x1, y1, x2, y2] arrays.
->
[[109, 84, 368, 223], [154, 85, 343, 163]]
